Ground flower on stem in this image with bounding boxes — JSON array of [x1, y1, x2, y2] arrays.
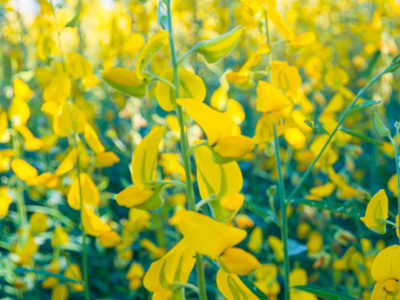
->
[[174, 210, 247, 259], [371, 245, 400, 299], [176, 98, 254, 162], [194, 142, 245, 220], [143, 239, 196, 298], [216, 269, 258, 300], [360, 189, 389, 234], [115, 125, 166, 210]]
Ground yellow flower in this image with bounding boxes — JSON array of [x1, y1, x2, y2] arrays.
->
[[194, 143, 244, 220], [219, 247, 261, 275], [290, 269, 318, 300], [81, 206, 111, 236], [29, 212, 48, 235], [175, 210, 246, 259], [216, 269, 258, 300], [115, 125, 165, 209], [248, 226, 263, 253], [51, 226, 68, 248], [371, 245, 400, 299], [67, 173, 100, 210], [64, 264, 84, 292], [126, 263, 145, 290], [155, 67, 206, 111], [102, 68, 147, 98], [268, 236, 283, 261], [176, 98, 254, 162], [0, 187, 12, 217], [143, 239, 196, 294], [256, 81, 292, 113], [360, 189, 389, 234], [254, 264, 281, 297]]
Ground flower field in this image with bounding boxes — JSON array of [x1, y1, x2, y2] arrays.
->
[[1, 0, 400, 299]]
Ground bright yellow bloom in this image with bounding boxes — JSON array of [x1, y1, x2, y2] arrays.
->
[[67, 173, 100, 210], [102, 68, 147, 98], [136, 31, 168, 80], [194, 143, 244, 220], [360, 189, 389, 234], [290, 269, 318, 300], [248, 226, 263, 253], [254, 264, 281, 297], [0, 187, 12, 217], [175, 210, 246, 259], [216, 269, 258, 300], [115, 125, 165, 209], [126, 263, 145, 290], [219, 247, 261, 275], [29, 212, 48, 234], [51, 226, 68, 248], [176, 98, 254, 162], [143, 239, 196, 294], [256, 81, 292, 113], [371, 245, 400, 299], [155, 67, 206, 111]]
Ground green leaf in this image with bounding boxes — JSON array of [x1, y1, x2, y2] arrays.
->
[[348, 100, 380, 115], [65, 6, 81, 28], [291, 198, 365, 218], [242, 199, 278, 224], [339, 128, 384, 146], [157, 0, 168, 30], [15, 267, 83, 285], [292, 285, 358, 300]]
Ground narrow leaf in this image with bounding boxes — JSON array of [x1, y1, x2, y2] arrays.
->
[[65, 6, 81, 28], [292, 285, 358, 300], [339, 128, 384, 146], [15, 267, 84, 284], [348, 100, 380, 115]]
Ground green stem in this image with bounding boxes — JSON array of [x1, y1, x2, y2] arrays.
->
[[383, 219, 399, 229], [264, 9, 290, 300], [166, 1, 207, 299], [50, 2, 89, 297], [394, 123, 400, 244], [287, 65, 391, 203]]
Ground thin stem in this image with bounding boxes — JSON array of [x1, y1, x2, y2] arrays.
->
[[50, 2, 89, 298], [166, 1, 207, 299], [287, 66, 391, 203], [383, 219, 399, 229], [195, 195, 218, 211], [394, 123, 400, 243], [143, 71, 176, 89], [264, 8, 290, 300], [50, 0, 65, 71]]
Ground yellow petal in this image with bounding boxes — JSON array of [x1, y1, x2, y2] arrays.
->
[[14, 79, 33, 101], [67, 173, 100, 210], [216, 269, 258, 300], [176, 210, 246, 259], [131, 125, 165, 188], [290, 32, 316, 47], [213, 135, 255, 160], [371, 245, 400, 282], [43, 72, 71, 104], [8, 98, 30, 126], [29, 212, 48, 234], [219, 248, 261, 275], [55, 148, 78, 176], [136, 31, 168, 80], [115, 185, 153, 208], [95, 151, 120, 167], [256, 81, 292, 113], [143, 239, 196, 292], [65, 52, 93, 79], [11, 159, 38, 185], [81, 206, 111, 237], [155, 67, 206, 111], [194, 26, 244, 64], [98, 230, 121, 248], [53, 103, 86, 138], [176, 98, 232, 146], [102, 68, 147, 97], [84, 123, 105, 154], [360, 189, 388, 234]]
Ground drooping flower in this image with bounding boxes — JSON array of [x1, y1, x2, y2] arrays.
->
[[360, 189, 389, 234]]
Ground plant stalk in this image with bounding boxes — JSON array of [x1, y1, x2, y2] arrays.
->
[[166, 1, 207, 299]]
